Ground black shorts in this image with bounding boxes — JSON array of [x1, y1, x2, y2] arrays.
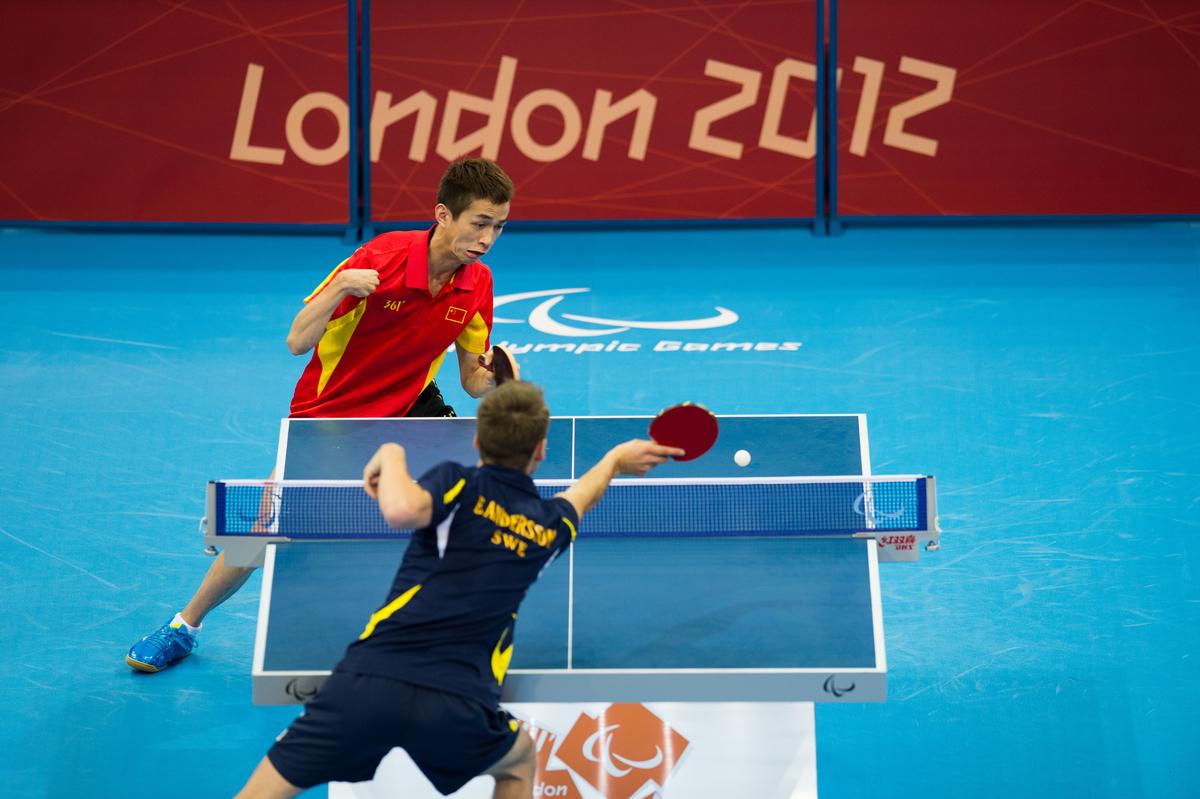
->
[[406, 380, 457, 418], [267, 670, 519, 795]]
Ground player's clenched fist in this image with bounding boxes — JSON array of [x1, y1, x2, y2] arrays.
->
[[336, 268, 380, 298]]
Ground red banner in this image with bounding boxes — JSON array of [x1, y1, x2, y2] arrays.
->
[[366, 0, 820, 221], [3, 2, 1195, 223], [0, 1, 349, 224], [836, 0, 1200, 216]]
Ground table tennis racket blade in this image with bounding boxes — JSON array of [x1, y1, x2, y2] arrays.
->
[[648, 402, 718, 461], [491, 344, 519, 385]]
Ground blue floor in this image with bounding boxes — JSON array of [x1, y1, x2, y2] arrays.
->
[[1, 222, 1197, 797]]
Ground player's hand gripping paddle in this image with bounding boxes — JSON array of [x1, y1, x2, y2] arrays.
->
[[479, 344, 520, 386], [648, 402, 718, 461]]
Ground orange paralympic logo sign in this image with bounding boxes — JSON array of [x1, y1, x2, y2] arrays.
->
[[524, 703, 690, 798]]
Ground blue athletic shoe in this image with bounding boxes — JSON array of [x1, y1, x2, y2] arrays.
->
[[126, 621, 198, 673]]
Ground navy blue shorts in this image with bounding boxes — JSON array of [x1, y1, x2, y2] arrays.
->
[[267, 670, 519, 795]]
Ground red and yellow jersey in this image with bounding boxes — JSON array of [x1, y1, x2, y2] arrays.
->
[[289, 229, 493, 418]]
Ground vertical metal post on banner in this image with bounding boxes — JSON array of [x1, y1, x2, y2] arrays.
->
[[814, 0, 827, 236], [359, 0, 375, 241], [344, 0, 361, 243], [827, 0, 842, 236]]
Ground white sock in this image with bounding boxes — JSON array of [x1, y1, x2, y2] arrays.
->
[[172, 612, 201, 635]]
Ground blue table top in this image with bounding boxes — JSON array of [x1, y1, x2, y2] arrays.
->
[[277, 414, 869, 480], [256, 415, 883, 701], [264, 536, 878, 672]]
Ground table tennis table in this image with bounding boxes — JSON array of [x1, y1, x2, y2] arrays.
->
[[205, 415, 938, 706]]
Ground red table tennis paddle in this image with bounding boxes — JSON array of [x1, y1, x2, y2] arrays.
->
[[479, 344, 519, 386], [648, 402, 718, 461]]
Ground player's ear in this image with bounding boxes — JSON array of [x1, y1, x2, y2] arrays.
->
[[434, 202, 452, 227], [472, 432, 480, 453], [533, 438, 547, 464]]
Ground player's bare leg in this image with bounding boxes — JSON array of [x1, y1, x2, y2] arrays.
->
[[485, 728, 536, 799], [234, 756, 302, 799], [179, 550, 255, 625]]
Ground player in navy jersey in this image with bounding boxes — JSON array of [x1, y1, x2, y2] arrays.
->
[[235, 382, 683, 799]]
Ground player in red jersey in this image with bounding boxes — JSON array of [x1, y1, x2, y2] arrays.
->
[[127, 159, 519, 673]]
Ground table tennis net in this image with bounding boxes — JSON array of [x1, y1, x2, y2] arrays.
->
[[210, 476, 933, 539]]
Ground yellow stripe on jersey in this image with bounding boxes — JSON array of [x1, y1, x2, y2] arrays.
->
[[304, 257, 352, 304], [443, 478, 466, 505], [562, 516, 577, 541], [359, 583, 422, 640], [316, 299, 368, 395], [457, 310, 490, 354], [491, 615, 517, 685], [420, 350, 447, 394]]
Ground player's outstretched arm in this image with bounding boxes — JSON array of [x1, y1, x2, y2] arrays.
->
[[362, 443, 433, 529], [557, 439, 683, 519], [286, 268, 380, 355]]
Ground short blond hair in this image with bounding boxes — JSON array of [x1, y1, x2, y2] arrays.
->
[[476, 382, 549, 469]]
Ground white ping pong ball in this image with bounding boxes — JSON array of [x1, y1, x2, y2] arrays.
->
[[734, 449, 752, 467]]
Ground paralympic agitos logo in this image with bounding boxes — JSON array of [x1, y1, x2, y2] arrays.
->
[[285, 677, 320, 702], [493, 287, 803, 354], [494, 288, 738, 337], [523, 703, 690, 798], [823, 675, 857, 698]]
